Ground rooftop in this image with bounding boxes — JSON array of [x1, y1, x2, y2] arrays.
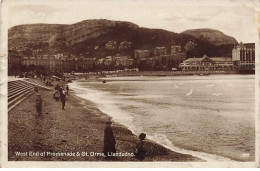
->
[[184, 55, 232, 62]]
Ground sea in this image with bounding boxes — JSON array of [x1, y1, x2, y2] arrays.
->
[[69, 74, 255, 161]]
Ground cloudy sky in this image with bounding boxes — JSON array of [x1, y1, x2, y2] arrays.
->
[[5, 0, 259, 43]]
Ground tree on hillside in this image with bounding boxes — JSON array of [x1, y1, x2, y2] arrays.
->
[[184, 41, 197, 59]]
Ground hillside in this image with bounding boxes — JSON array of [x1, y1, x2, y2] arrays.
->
[[182, 28, 237, 45], [8, 19, 238, 58], [8, 24, 67, 49]]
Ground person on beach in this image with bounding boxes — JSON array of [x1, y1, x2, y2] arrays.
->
[[60, 88, 66, 110], [66, 85, 69, 95], [53, 90, 60, 101], [134, 133, 146, 161], [104, 119, 116, 157], [35, 94, 42, 115], [59, 86, 63, 95], [55, 84, 60, 91]]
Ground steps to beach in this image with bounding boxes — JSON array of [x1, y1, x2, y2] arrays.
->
[[8, 79, 51, 112]]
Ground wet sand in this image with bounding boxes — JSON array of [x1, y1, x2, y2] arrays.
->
[[8, 82, 203, 161]]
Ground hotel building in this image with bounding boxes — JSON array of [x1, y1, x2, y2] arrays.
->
[[179, 55, 234, 71], [232, 43, 255, 71]]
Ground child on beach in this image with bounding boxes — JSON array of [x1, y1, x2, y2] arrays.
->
[[35, 94, 42, 115], [53, 90, 60, 101]]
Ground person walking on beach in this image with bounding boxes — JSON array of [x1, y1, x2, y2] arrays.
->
[[66, 85, 69, 95], [134, 133, 146, 161], [104, 119, 116, 157], [60, 88, 66, 110], [59, 86, 63, 95], [35, 94, 42, 115], [54, 84, 60, 101]]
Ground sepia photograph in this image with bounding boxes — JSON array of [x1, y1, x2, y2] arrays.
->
[[0, 0, 259, 168]]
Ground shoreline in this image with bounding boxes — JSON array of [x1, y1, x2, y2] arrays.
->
[[69, 79, 241, 162], [68, 72, 255, 84], [8, 80, 203, 161], [69, 70, 254, 79]]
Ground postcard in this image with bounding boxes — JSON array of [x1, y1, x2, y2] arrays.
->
[[0, 0, 259, 168]]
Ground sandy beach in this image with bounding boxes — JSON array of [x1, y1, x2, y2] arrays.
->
[[8, 80, 203, 161]]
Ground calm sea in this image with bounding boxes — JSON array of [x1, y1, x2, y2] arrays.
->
[[69, 75, 255, 161]]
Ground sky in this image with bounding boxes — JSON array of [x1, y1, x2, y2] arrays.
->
[[5, 0, 260, 43]]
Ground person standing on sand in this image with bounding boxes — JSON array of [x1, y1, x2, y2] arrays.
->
[[59, 86, 63, 95], [53, 90, 60, 101], [60, 88, 66, 110], [134, 133, 146, 161], [35, 94, 42, 115], [54, 84, 60, 101], [104, 120, 116, 157], [66, 85, 69, 95]]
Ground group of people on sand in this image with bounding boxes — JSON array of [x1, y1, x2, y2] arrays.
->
[[104, 119, 147, 161], [34, 83, 70, 116], [42, 76, 54, 86], [54, 84, 69, 110], [34, 78, 146, 161], [46, 81, 53, 86]]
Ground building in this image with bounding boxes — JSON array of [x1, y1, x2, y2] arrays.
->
[[179, 55, 234, 71], [8, 52, 21, 70], [64, 58, 75, 72], [134, 45, 186, 70], [152, 45, 186, 69], [105, 41, 117, 50], [114, 55, 134, 68], [152, 53, 185, 69], [166, 53, 186, 69], [134, 50, 150, 59], [232, 42, 255, 71], [19, 52, 76, 72], [118, 41, 132, 50], [154, 47, 167, 56], [97, 58, 105, 65], [74, 57, 97, 71], [21, 55, 64, 72], [125, 58, 134, 67], [134, 50, 150, 65], [103, 56, 114, 66], [114, 55, 126, 66], [211, 57, 234, 70], [171, 45, 182, 54]]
